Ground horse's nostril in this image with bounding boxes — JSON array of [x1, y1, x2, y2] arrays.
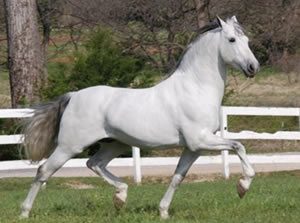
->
[[247, 64, 254, 73]]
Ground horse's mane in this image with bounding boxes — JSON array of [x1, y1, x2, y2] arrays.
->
[[167, 20, 221, 75], [197, 19, 221, 36]]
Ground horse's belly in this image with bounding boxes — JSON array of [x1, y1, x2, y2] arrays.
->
[[110, 128, 181, 149], [106, 114, 181, 148]]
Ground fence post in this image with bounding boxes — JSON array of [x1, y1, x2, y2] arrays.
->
[[132, 146, 142, 184], [221, 107, 230, 179]]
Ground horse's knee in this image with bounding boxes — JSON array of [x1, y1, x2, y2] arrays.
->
[[87, 157, 107, 172], [35, 165, 49, 183], [170, 174, 183, 188]]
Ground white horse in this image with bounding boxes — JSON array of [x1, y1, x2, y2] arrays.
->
[[20, 16, 259, 219]]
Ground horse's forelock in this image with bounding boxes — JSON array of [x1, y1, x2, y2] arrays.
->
[[226, 18, 245, 36]]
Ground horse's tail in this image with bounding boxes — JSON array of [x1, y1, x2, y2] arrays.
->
[[21, 93, 73, 162]]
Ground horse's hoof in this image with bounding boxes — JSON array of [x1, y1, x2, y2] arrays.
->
[[41, 182, 47, 190], [237, 179, 247, 198], [19, 211, 29, 219], [113, 193, 126, 210], [20, 205, 30, 219], [159, 208, 169, 220]]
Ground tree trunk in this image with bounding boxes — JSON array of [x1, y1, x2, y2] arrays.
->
[[4, 0, 44, 107], [193, 0, 210, 28], [37, 0, 53, 87]]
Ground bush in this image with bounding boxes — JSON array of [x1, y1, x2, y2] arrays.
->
[[43, 63, 71, 99], [43, 28, 160, 100]]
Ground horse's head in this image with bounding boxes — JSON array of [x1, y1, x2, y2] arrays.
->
[[217, 16, 260, 78]]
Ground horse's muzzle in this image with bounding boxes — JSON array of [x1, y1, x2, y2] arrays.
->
[[243, 62, 260, 78]]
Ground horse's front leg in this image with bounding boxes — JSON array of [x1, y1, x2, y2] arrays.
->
[[184, 129, 255, 198], [159, 149, 198, 219], [231, 141, 255, 198]]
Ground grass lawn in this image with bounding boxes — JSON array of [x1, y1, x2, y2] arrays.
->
[[0, 171, 300, 223]]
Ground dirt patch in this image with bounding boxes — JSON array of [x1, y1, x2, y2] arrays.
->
[[64, 180, 95, 189], [49, 55, 75, 64], [141, 173, 222, 184], [184, 173, 223, 183]]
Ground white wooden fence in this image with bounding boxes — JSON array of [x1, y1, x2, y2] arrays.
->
[[0, 107, 300, 183], [220, 107, 300, 178]]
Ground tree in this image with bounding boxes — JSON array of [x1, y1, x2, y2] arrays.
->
[[116, 0, 199, 73], [3, 0, 45, 107], [193, 0, 210, 28]]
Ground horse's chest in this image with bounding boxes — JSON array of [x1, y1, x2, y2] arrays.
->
[[180, 103, 221, 133]]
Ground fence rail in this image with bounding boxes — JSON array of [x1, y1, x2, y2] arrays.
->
[[0, 106, 299, 182], [0, 108, 33, 144]]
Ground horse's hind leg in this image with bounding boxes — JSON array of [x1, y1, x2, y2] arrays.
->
[[20, 146, 78, 218], [86, 141, 130, 209]]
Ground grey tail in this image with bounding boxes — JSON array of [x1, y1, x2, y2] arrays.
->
[[21, 93, 72, 162]]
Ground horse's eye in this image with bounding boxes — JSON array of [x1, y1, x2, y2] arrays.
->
[[229, 38, 236, 43]]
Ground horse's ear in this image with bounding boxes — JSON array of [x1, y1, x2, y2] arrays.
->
[[231, 15, 238, 23], [216, 16, 226, 28]]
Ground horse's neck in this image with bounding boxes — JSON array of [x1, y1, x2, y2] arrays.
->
[[179, 31, 226, 85], [172, 31, 227, 103]]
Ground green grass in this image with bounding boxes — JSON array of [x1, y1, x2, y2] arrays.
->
[[227, 66, 280, 79], [0, 69, 10, 107], [254, 66, 281, 79], [0, 171, 300, 223], [228, 116, 299, 133], [0, 69, 9, 95]]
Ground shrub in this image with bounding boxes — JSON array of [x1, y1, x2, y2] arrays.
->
[[43, 28, 160, 100], [43, 63, 71, 99]]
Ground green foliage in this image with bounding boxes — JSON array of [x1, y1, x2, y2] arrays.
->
[[70, 30, 138, 89], [0, 145, 20, 161], [43, 28, 159, 100], [43, 63, 71, 99]]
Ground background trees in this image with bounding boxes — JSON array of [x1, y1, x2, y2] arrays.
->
[[0, 0, 299, 106]]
